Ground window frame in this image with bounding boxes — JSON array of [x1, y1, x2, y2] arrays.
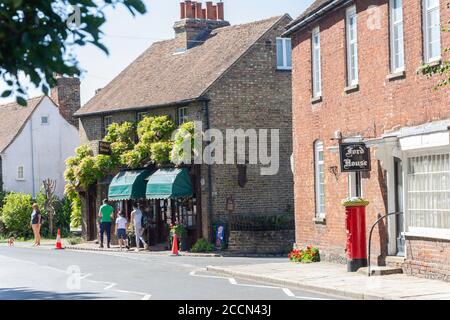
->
[[276, 37, 292, 70], [422, 0, 441, 63], [389, 0, 405, 73], [405, 151, 450, 237], [311, 27, 322, 98], [103, 115, 113, 137], [177, 107, 188, 126], [40, 115, 49, 125], [314, 140, 326, 217], [17, 166, 24, 181], [346, 5, 359, 86]]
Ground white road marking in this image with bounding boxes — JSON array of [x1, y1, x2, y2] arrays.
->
[[0, 253, 151, 300], [283, 288, 295, 297], [190, 268, 331, 300]]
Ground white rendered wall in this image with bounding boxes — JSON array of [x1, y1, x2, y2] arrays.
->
[[1, 96, 79, 198]]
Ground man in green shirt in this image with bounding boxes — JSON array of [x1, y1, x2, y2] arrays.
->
[[98, 199, 114, 248]]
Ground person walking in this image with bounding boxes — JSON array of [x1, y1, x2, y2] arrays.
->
[[131, 203, 148, 252], [30, 203, 42, 247], [115, 211, 129, 251], [98, 199, 114, 248]]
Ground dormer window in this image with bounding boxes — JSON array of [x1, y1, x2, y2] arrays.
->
[[276, 37, 292, 70]]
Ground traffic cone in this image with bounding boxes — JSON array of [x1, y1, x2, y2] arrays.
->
[[55, 228, 63, 250], [171, 233, 179, 256]]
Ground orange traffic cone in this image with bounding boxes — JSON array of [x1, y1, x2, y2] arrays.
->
[[171, 233, 179, 256], [55, 228, 63, 250]]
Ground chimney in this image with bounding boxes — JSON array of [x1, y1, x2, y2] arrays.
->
[[50, 75, 81, 128], [174, 1, 230, 50]]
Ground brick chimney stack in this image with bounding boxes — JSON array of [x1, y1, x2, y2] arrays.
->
[[174, 1, 229, 50], [50, 75, 81, 128]]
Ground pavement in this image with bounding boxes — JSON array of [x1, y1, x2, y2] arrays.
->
[[0, 244, 338, 300], [206, 262, 450, 300]]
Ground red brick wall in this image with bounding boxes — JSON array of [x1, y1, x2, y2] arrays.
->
[[291, 0, 449, 270]]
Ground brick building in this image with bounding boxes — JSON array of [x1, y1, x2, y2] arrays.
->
[[285, 0, 450, 280], [74, 1, 294, 252]]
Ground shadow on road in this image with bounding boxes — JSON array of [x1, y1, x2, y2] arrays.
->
[[0, 287, 111, 300]]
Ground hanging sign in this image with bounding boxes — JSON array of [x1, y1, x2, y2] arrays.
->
[[339, 142, 371, 172], [99, 141, 112, 155]]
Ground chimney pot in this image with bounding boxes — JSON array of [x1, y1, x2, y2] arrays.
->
[[212, 5, 218, 20], [217, 2, 224, 20], [194, 2, 203, 19], [180, 2, 186, 19], [185, 0, 193, 19], [205, 1, 214, 20]]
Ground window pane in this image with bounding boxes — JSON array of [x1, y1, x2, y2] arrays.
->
[[276, 38, 284, 67], [286, 39, 292, 68]]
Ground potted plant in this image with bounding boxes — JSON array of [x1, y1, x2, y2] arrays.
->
[[127, 224, 136, 248], [169, 223, 188, 251]]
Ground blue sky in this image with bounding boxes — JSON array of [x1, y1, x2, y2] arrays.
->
[[1, 0, 314, 105]]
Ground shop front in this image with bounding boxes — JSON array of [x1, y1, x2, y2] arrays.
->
[[146, 167, 199, 250], [370, 119, 450, 278], [107, 167, 199, 250]]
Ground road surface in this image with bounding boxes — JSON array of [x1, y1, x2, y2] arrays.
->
[[0, 245, 340, 300]]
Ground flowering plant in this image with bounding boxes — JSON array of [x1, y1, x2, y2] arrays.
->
[[341, 197, 370, 207], [288, 246, 320, 263]]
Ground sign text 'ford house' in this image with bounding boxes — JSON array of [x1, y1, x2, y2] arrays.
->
[[339, 143, 371, 172]]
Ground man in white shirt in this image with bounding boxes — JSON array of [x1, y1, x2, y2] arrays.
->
[[131, 203, 148, 252]]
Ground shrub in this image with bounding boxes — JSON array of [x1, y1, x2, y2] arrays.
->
[[190, 239, 215, 253], [288, 246, 320, 263], [67, 237, 82, 245], [1, 193, 33, 238], [70, 195, 82, 229]]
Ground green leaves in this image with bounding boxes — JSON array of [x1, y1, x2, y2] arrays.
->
[[0, 0, 146, 103]]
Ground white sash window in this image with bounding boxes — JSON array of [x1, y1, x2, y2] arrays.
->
[[423, 0, 441, 63], [407, 154, 450, 233], [390, 0, 405, 72]]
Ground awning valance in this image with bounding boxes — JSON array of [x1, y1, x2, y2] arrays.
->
[[146, 168, 193, 200], [108, 170, 152, 201]]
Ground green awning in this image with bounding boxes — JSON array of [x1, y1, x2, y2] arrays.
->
[[146, 168, 193, 200], [108, 170, 152, 201]]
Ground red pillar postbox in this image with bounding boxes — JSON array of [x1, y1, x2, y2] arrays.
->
[[344, 204, 368, 272]]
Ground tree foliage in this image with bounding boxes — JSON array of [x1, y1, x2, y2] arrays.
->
[[1, 192, 33, 238], [0, 0, 146, 105], [64, 117, 196, 225]]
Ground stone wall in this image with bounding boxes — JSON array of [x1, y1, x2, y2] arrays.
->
[[203, 15, 294, 234], [227, 230, 295, 254]]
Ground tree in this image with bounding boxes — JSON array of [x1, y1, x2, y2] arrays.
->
[[42, 179, 57, 236], [421, 3, 449, 88], [0, 0, 146, 105]]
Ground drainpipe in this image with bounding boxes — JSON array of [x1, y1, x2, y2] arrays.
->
[[203, 98, 214, 241], [30, 117, 36, 197]]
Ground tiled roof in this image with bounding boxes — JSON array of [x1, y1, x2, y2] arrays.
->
[[76, 15, 286, 116], [284, 0, 342, 35], [0, 96, 44, 152]]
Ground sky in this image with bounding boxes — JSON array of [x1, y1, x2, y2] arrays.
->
[[0, 0, 314, 106]]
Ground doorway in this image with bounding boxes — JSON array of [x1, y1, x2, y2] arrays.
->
[[394, 158, 405, 256]]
